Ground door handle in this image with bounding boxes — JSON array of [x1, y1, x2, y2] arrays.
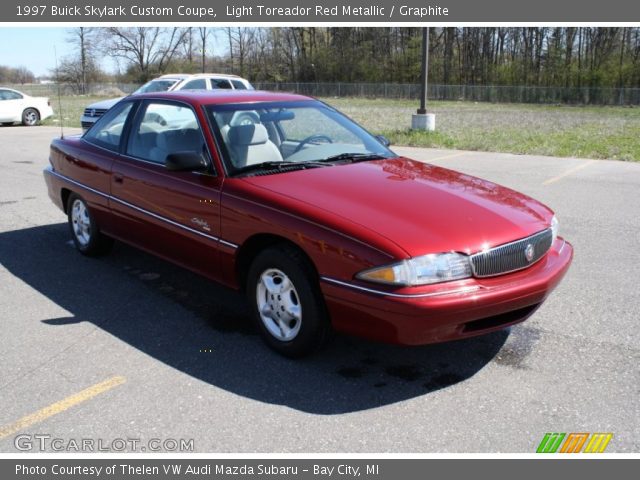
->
[[113, 174, 124, 184]]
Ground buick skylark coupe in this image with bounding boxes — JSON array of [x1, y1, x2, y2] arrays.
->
[[44, 90, 573, 357]]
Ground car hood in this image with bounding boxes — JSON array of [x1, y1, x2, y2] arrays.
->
[[244, 157, 553, 257], [85, 97, 123, 110]]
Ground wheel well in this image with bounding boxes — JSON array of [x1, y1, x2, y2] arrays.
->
[[235, 234, 318, 292], [24, 107, 40, 117], [61, 188, 72, 213]]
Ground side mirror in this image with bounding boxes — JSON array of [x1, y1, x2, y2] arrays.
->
[[165, 151, 208, 172], [376, 135, 391, 147]]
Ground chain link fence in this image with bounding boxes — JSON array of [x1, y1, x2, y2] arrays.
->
[[5, 82, 640, 105], [254, 82, 640, 105], [3, 83, 139, 97]]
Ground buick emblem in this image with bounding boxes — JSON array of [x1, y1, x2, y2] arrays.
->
[[90, 109, 96, 117], [524, 243, 535, 262]]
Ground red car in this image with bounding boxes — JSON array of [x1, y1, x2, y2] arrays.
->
[[44, 90, 573, 357]]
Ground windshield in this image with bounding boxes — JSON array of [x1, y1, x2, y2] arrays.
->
[[206, 100, 394, 175], [134, 79, 179, 94]]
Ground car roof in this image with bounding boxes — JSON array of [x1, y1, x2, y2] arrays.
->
[[131, 89, 311, 105], [0, 87, 22, 93], [187, 73, 246, 80], [156, 74, 193, 80]]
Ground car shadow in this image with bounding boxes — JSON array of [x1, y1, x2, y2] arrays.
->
[[0, 223, 509, 414]]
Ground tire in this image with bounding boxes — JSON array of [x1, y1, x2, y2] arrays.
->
[[247, 245, 331, 358], [67, 193, 114, 256], [22, 108, 40, 126]]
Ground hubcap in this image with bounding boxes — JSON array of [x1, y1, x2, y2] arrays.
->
[[25, 111, 37, 125], [256, 268, 302, 341], [71, 199, 91, 247]]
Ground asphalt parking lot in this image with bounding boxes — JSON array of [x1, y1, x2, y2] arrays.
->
[[0, 126, 638, 453]]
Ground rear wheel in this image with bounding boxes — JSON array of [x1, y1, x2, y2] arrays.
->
[[67, 193, 113, 256], [22, 108, 39, 126], [247, 246, 331, 358]]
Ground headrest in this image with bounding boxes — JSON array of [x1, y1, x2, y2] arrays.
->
[[228, 124, 269, 146]]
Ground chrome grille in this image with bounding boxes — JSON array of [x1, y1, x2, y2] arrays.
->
[[83, 108, 108, 118], [470, 228, 553, 277]]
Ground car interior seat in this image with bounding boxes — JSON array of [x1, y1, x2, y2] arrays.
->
[[226, 124, 283, 168], [150, 128, 204, 164]]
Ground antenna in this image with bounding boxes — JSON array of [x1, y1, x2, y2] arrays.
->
[[53, 46, 64, 139]]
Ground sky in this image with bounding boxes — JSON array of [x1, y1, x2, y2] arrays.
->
[[0, 28, 78, 77], [0, 27, 227, 78]]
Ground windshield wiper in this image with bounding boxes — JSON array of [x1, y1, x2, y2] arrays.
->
[[234, 160, 331, 176], [318, 152, 386, 163]]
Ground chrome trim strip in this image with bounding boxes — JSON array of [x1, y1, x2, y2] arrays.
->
[[320, 276, 481, 299], [46, 169, 238, 249], [558, 239, 566, 254]]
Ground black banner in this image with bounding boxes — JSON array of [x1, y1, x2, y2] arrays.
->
[[1, 0, 640, 23], [3, 459, 639, 480]]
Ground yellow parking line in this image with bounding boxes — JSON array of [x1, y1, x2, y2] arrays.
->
[[0, 376, 126, 439], [543, 160, 596, 185], [426, 151, 469, 162]]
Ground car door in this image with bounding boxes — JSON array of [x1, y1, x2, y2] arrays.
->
[[109, 99, 225, 281], [0, 89, 24, 122]]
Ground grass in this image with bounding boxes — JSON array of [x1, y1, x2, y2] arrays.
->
[[326, 97, 640, 161], [43, 95, 640, 161], [42, 95, 106, 130]]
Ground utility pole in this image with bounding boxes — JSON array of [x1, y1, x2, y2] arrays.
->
[[411, 27, 436, 131], [418, 27, 429, 114]]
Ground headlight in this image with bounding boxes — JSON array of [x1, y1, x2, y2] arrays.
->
[[356, 252, 472, 287], [551, 215, 559, 243]]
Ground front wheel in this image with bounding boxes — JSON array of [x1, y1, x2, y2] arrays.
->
[[67, 193, 113, 256], [22, 108, 40, 126], [247, 246, 331, 358]]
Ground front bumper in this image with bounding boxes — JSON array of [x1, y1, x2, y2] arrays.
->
[[320, 238, 573, 345]]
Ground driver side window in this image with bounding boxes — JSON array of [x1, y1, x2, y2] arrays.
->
[[84, 101, 133, 151], [126, 102, 205, 165]]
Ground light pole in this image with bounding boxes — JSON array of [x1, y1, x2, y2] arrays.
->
[[411, 27, 436, 131], [418, 27, 429, 114]]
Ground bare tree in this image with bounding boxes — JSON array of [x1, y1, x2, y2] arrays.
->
[[198, 27, 210, 73], [67, 27, 97, 94], [104, 27, 189, 81], [227, 27, 255, 76], [14, 66, 35, 84], [52, 56, 104, 94]]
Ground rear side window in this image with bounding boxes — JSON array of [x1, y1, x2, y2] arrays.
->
[[231, 80, 248, 90], [83, 102, 133, 151], [211, 79, 232, 89], [126, 102, 205, 165], [181, 78, 207, 90]]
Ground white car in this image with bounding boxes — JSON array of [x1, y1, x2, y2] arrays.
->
[[0, 88, 54, 126], [81, 73, 254, 131]]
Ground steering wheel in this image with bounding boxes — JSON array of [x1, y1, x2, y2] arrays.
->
[[293, 134, 333, 153]]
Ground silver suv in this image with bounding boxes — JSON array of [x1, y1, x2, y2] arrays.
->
[[80, 73, 253, 131]]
